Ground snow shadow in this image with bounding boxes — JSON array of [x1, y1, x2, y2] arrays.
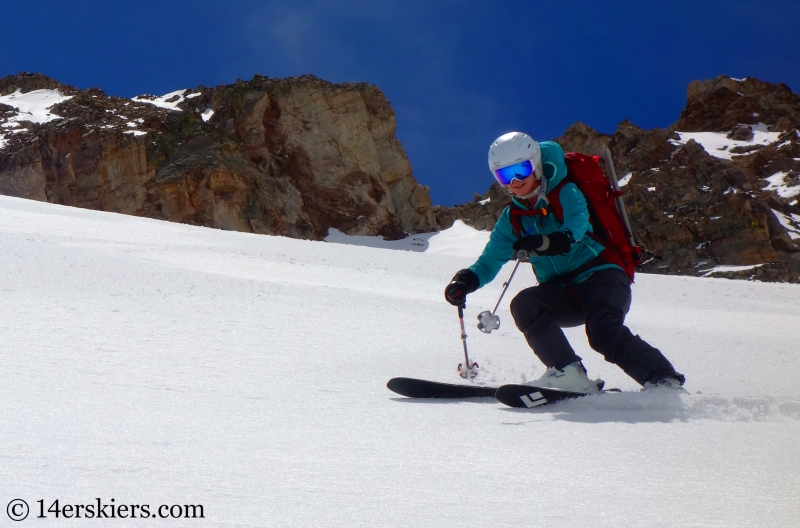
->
[[324, 220, 492, 256], [325, 229, 433, 252], [499, 392, 800, 424]]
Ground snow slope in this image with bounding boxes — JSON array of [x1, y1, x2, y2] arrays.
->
[[0, 196, 798, 527]]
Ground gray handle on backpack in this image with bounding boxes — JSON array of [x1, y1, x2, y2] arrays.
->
[[602, 146, 636, 248]]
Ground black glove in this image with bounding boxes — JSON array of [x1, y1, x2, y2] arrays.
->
[[444, 269, 479, 306], [512, 231, 572, 257]]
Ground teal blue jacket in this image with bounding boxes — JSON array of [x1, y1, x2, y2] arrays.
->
[[468, 141, 620, 287]]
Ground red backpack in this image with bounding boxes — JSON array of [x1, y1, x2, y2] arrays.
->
[[509, 152, 643, 284]]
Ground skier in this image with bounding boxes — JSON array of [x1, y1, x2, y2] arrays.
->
[[444, 132, 685, 391]]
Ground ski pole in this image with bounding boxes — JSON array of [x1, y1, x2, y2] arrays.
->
[[476, 251, 528, 334], [457, 304, 478, 379]]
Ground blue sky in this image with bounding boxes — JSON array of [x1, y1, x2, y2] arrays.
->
[[2, 1, 799, 205]]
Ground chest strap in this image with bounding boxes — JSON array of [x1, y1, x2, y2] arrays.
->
[[509, 207, 548, 237]]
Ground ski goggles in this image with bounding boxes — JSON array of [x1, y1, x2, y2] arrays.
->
[[493, 160, 535, 186]]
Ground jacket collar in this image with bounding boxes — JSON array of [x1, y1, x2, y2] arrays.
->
[[511, 183, 549, 210]]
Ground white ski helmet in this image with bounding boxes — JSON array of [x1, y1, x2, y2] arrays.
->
[[487, 132, 543, 184]]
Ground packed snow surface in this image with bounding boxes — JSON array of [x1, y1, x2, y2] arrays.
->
[[1, 197, 799, 527]]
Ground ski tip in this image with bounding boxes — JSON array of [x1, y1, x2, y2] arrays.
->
[[386, 377, 425, 397], [386, 377, 412, 390]]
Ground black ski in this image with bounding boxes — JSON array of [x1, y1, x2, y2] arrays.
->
[[387, 377, 497, 399], [495, 383, 605, 408]]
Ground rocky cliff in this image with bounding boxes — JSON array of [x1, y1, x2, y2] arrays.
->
[[3, 72, 799, 283], [437, 76, 800, 283], [0, 72, 437, 240]]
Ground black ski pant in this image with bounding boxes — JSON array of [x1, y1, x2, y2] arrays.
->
[[510, 268, 677, 385]]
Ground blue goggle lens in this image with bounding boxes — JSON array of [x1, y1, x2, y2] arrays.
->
[[494, 160, 533, 185]]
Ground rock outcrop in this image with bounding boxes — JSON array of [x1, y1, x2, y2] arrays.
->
[[676, 76, 800, 132], [0, 72, 437, 240], [438, 75, 800, 283], [4, 72, 799, 283]]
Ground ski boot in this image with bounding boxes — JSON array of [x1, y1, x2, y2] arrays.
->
[[643, 372, 687, 393], [531, 361, 604, 393]]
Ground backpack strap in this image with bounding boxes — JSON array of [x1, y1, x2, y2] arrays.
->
[[508, 206, 547, 237], [507, 178, 571, 238], [509, 155, 640, 285]]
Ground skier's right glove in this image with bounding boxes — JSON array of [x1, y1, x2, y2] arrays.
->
[[444, 269, 479, 306]]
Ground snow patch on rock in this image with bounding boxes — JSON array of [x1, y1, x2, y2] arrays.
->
[[699, 264, 765, 276], [132, 89, 199, 111], [762, 172, 800, 199], [0, 89, 73, 147], [772, 209, 800, 240], [0, 89, 73, 124], [671, 123, 781, 160]]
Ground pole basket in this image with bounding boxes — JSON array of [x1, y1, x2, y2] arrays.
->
[[477, 310, 501, 334], [458, 361, 479, 379]]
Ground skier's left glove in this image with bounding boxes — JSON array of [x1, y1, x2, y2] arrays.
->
[[512, 231, 572, 257], [444, 269, 479, 306]]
